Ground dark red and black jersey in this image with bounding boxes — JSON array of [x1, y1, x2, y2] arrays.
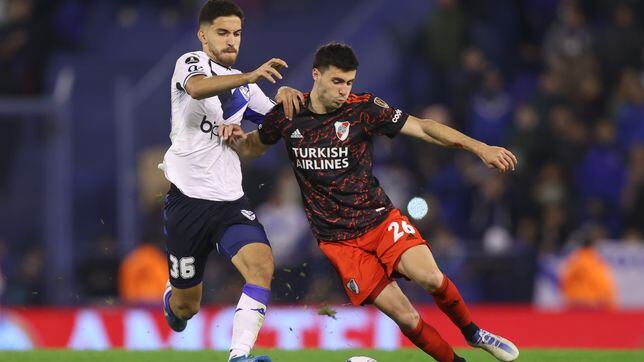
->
[[258, 92, 409, 241]]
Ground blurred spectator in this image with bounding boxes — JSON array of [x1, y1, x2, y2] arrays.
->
[[595, 3, 644, 86], [543, 0, 593, 72], [256, 168, 310, 268], [509, 104, 548, 177], [449, 47, 487, 128], [463, 0, 521, 70], [515, 217, 539, 252], [469, 172, 512, 240], [530, 70, 566, 122], [572, 74, 604, 120], [419, 0, 467, 103], [576, 121, 625, 235], [0, 0, 56, 95], [421, 0, 466, 71], [561, 227, 617, 309], [533, 163, 569, 208], [467, 67, 514, 146], [547, 104, 589, 166], [0, 238, 5, 301], [118, 241, 166, 304], [4, 247, 45, 305], [138, 147, 170, 243], [78, 235, 120, 301], [540, 204, 571, 252], [622, 145, 644, 233], [614, 68, 644, 151], [256, 168, 313, 302], [374, 163, 415, 208]]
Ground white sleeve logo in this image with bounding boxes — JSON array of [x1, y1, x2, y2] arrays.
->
[[185, 55, 199, 64], [392, 109, 402, 123], [188, 64, 204, 73]]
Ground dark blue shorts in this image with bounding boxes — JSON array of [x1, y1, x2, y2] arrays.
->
[[163, 184, 270, 289]]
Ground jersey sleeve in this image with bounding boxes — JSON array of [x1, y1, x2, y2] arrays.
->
[[361, 95, 409, 138], [174, 52, 209, 91], [243, 83, 277, 124], [257, 108, 284, 145]]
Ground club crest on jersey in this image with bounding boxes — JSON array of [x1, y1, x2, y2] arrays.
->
[[241, 209, 256, 221], [334, 121, 351, 141], [239, 84, 251, 101], [347, 278, 360, 295]]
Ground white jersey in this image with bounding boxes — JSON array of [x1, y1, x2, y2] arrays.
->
[[159, 51, 276, 201]]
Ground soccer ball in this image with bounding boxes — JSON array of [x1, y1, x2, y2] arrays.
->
[[345, 357, 377, 362]]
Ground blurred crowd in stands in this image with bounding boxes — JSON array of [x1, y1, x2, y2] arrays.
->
[[0, 0, 642, 307]]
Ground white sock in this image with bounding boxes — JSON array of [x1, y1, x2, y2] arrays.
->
[[228, 289, 268, 360]]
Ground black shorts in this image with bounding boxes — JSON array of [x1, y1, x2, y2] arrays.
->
[[163, 184, 270, 289]]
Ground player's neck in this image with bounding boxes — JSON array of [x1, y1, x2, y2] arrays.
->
[[203, 47, 232, 69], [308, 90, 339, 114]]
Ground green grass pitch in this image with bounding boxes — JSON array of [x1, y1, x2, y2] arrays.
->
[[1, 349, 643, 361]]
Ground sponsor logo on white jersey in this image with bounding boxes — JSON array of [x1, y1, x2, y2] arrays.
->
[[185, 55, 199, 64]]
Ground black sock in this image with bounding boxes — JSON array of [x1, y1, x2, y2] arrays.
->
[[460, 321, 480, 342]]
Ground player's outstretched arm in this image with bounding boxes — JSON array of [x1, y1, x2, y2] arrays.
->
[[275, 86, 305, 120], [186, 58, 288, 100], [219, 125, 270, 159], [400, 115, 518, 173]]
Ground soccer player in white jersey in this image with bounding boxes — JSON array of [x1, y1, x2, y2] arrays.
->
[[158, 1, 303, 361]]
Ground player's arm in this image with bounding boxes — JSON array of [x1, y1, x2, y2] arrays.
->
[[274, 86, 305, 120], [219, 126, 270, 159], [400, 115, 518, 172], [246, 83, 304, 122], [186, 58, 288, 100]]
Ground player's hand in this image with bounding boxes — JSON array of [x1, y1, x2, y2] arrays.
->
[[218, 124, 247, 144], [275, 86, 305, 120], [477, 145, 518, 173], [248, 58, 288, 84]]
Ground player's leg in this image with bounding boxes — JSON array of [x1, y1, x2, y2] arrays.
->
[[162, 185, 213, 332], [372, 281, 464, 362], [396, 245, 474, 332], [219, 222, 274, 362], [163, 281, 202, 331], [397, 245, 519, 361], [318, 234, 462, 362]]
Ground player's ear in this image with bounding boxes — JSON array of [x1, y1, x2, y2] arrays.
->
[[312, 68, 320, 81], [197, 28, 207, 44]]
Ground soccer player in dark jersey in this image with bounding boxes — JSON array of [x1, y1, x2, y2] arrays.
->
[[220, 43, 520, 362]]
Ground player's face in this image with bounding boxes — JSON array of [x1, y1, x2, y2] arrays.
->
[[313, 66, 356, 110], [198, 16, 242, 67]]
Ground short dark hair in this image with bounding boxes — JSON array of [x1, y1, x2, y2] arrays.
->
[[313, 42, 359, 72], [199, 0, 244, 25]]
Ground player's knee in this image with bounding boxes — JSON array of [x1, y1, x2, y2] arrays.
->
[[419, 270, 444, 292], [246, 257, 274, 287], [173, 299, 200, 320], [394, 307, 420, 330]]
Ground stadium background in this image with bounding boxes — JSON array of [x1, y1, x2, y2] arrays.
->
[[0, 0, 643, 352]]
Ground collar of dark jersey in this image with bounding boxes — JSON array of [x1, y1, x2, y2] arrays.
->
[[302, 93, 345, 117]]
